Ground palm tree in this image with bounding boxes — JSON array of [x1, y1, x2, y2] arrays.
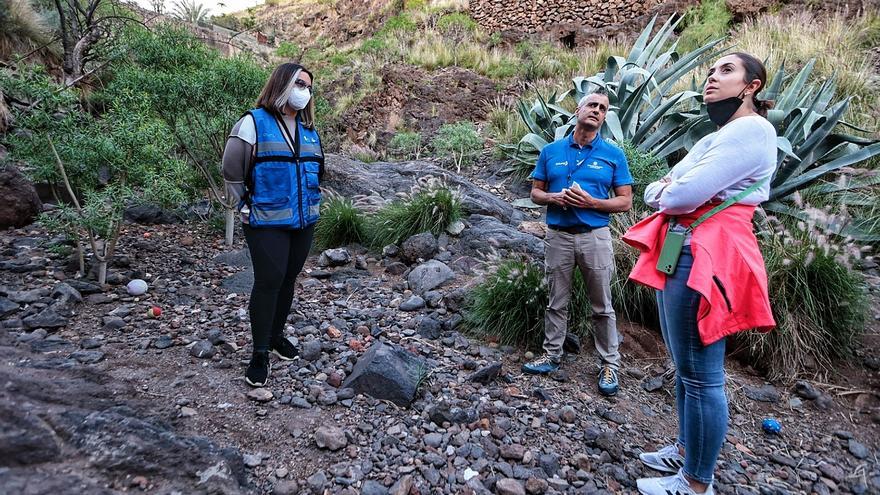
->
[[172, 0, 211, 24]]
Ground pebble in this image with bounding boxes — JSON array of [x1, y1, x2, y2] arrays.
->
[[247, 388, 273, 402]]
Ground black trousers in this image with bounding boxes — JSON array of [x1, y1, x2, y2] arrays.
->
[[243, 224, 315, 352]]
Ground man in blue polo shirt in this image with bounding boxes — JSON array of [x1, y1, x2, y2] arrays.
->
[[522, 88, 633, 397]]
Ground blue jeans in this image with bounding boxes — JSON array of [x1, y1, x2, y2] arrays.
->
[[655, 246, 727, 484]]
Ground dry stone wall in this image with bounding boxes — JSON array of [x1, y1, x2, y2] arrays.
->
[[470, 0, 697, 45]]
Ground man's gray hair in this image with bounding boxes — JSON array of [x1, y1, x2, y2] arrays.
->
[[577, 86, 609, 107]]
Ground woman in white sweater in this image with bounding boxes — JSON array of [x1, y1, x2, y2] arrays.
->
[[633, 53, 778, 495]]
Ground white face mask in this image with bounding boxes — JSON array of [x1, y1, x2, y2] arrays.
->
[[287, 87, 311, 110]]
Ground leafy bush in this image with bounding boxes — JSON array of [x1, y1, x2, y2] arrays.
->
[[388, 131, 424, 160], [314, 193, 367, 251], [677, 0, 732, 53], [367, 179, 461, 248], [733, 216, 869, 379], [436, 12, 478, 35], [430, 121, 484, 172], [380, 13, 418, 34], [276, 41, 301, 59]]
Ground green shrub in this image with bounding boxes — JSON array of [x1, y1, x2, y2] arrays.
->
[[464, 258, 547, 348], [463, 257, 594, 349], [380, 13, 417, 34], [314, 194, 367, 250], [608, 143, 667, 328], [430, 121, 484, 172], [388, 131, 424, 160], [436, 12, 478, 35], [677, 0, 732, 53], [367, 182, 461, 248], [276, 41, 301, 59], [734, 218, 869, 379]]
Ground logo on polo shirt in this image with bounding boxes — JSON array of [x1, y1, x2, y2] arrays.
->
[[554, 161, 568, 167], [587, 161, 602, 170]]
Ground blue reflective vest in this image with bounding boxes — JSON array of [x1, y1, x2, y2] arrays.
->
[[245, 107, 323, 229]]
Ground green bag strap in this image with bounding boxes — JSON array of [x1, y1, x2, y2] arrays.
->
[[685, 178, 769, 232]]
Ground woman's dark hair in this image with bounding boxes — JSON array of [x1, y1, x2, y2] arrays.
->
[[731, 52, 775, 118], [255, 62, 316, 129]]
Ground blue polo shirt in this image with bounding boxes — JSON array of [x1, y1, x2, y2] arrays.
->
[[530, 133, 632, 228]]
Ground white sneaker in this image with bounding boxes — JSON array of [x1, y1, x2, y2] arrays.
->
[[637, 468, 714, 495], [639, 443, 685, 473]]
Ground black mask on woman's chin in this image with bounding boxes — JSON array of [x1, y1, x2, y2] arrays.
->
[[706, 88, 746, 126]]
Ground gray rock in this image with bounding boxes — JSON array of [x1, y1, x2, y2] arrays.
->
[[51, 283, 82, 306], [69, 351, 105, 364], [153, 335, 174, 349], [401, 232, 438, 264], [221, 269, 254, 294], [314, 426, 348, 451], [301, 340, 323, 361], [399, 295, 426, 312], [273, 480, 299, 495], [424, 432, 444, 448], [23, 309, 68, 329], [743, 384, 780, 403], [642, 376, 664, 392], [80, 338, 102, 349], [321, 155, 523, 224], [189, 340, 215, 359], [341, 342, 428, 407], [539, 453, 559, 476], [242, 454, 261, 467], [407, 260, 454, 295], [361, 480, 389, 495], [382, 244, 399, 257], [65, 280, 102, 295], [6, 289, 45, 304], [306, 470, 328, 492], [468, 362, 502, 384], [459, 214, 544, 257], [385, 262, 408, 275], [0, 297, 19, 317], [101, 316, 126, 331], [848, 439, 870, 459], [319, 248, 351, 267], [496, 478, 526, 495], [794, 381, 820, 400], [418, 317, 442, 339], [213, 248, 252, 267]]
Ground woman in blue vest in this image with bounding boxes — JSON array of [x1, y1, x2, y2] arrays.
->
[[222, 62, 324, 387]]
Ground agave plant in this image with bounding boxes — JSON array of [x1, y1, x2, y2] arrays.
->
[[500, 15, 725, 178], [757, 60, 880, 240]]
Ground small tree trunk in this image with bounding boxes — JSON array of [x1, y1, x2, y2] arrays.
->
[[75, 240, 85, 277], [97, 260, 107, 285], [225, 207, 235, 247]]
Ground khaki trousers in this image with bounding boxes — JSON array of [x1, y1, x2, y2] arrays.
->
[[543, 227, 621, 369]]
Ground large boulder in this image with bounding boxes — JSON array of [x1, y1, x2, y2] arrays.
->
[[123, 203, 182, 225], [0, 165, 42, 229], [322, 155, 524, 224], [341, 342, 429, 407], [459, 214, 544, 258]]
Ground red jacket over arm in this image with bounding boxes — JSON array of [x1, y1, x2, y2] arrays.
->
[[622, 204, 776, 345]]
